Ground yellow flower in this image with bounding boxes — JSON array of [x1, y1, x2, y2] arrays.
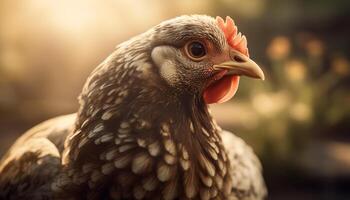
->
[[331, 56, 350, 76], [284, 59, 307, 82], [305, 39, 324, 57], [266, 36, 290, 60]]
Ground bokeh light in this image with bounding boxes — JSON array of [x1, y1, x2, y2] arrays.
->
[[1, 0, 350, 199]]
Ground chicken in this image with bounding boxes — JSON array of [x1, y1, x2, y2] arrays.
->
[[0, 15, 267, 200]]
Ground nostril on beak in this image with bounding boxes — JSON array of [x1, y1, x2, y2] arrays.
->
[[233, 55, 245, 63]]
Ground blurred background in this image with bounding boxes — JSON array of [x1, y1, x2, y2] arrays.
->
[[0, 0, 349, 199]]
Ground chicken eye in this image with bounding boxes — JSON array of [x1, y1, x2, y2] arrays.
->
[[186, 41, 206, 60]]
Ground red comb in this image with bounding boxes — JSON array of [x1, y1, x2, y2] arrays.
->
[[216, 16, 249, 56]]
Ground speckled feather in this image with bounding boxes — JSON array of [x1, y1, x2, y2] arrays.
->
[[0, 15, 266, 200]]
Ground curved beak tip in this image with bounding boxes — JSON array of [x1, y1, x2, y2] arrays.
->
[[257, 69, 265, 81], [214, 50, 265, 81], [214, 60, 265, 81]]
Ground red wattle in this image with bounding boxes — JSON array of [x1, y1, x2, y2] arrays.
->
[[203, 75, 240, 104]]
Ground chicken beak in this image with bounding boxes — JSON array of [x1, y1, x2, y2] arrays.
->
[[213, 50, 265, 80]]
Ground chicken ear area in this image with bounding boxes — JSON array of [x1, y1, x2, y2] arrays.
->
[[203, 75, 240, 104]]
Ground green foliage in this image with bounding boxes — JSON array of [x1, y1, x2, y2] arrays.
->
[[231, 35, 350, 167]]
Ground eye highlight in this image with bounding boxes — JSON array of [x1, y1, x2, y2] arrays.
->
[[185, 41, 207, 61]]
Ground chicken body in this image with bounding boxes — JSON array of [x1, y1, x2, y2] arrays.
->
[[0, 15, 266, 200]]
